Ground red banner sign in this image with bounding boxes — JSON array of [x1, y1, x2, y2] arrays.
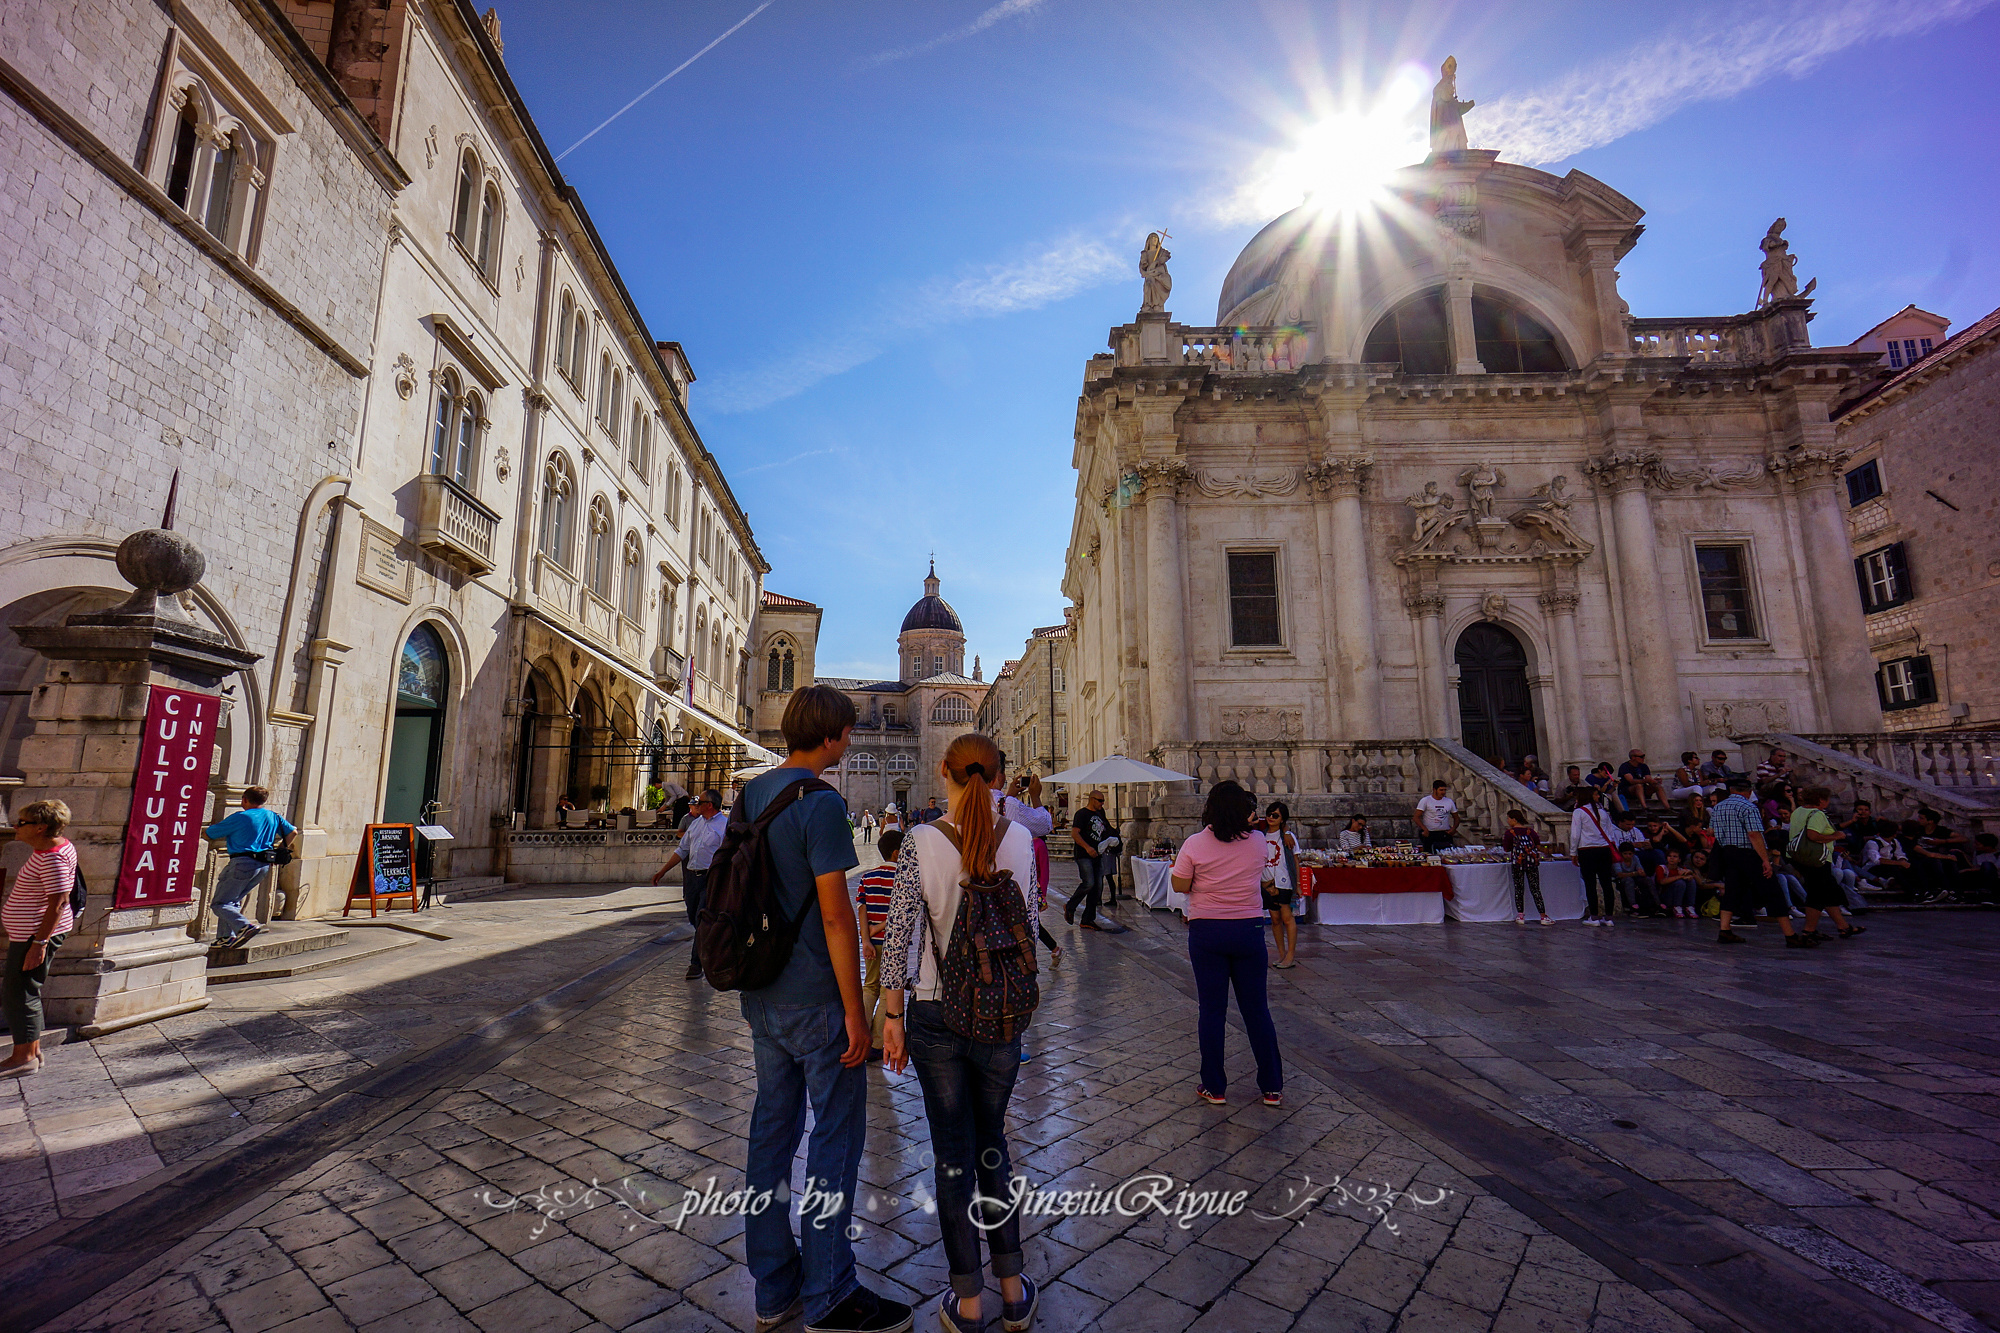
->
[[115, 685, 222, 909]]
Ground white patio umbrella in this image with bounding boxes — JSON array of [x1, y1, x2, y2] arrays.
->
[[732, 762, 776, 779], [1041, 755, 1198, 785]]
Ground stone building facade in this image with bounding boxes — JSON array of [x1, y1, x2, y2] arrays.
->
[[1061, 150, 1884, 803], [753, 567, 989, 815], [1834, 304, 2000, 731], [976, 619, 1073, 782], [1, 0, 768, 935]]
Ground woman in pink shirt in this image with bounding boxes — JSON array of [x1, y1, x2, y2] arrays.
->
[[4, 799, 78, 1077], [1171, 781, 1284, 1107]]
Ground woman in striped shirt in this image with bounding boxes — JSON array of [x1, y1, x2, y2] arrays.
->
[[4, 799, 77, 1076]]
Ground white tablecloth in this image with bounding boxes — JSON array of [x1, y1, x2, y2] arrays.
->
[[1131, 858, 1186, 913], [1443, 860, 1586, 921], [1313, 889, 1445, 925]]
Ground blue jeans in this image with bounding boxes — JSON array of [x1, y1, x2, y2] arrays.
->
[[1066, 855, 1106, 924], [1186, 918, 1283, 1097], [683, 867, 708, 922], [905, 1000, 1026, 1299], [741, 995, 867, 1324], [213, 856, 270, 938]]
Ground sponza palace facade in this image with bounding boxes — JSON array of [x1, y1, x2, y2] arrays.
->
[[0, 0, 768, 930], [1060, 149, 1887, 814]]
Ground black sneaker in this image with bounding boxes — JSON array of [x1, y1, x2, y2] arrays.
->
[[233, 925, 262, 950], [804, 1287, 913, 1333], [1784, 932, 1821, 949], [1717, 929, 1746, 944], [686, 960, 704, 980]]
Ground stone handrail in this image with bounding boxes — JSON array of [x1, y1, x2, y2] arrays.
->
[[1735, 733, 1998, 823], [1785, 731, 2000, 792], [1628, 319, 1742, 364], [1417, 739, 1570, 849], [1178, 326, 1314, 375]]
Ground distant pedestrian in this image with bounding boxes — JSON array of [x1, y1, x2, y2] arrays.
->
[[1262, 801, 1300, 968], [2, 799, 76, 1077], [1413, 780, 1460, 852], [1713, 776, 1813, 947], [1788, 786, 1862, 940], [1501, 809, 1550, 925], [855, 830, 902, 1059], [1065, 790, 1114, 931], [1172, 781, 1283, 1108], [203, 786, 296, 950], [1569, 791, 1620, 925], [652, 789, 727, 979]]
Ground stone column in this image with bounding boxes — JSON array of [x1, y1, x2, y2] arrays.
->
[[1539, 567, 1593, 767], [1583, 448, 1683, 752], [14, 529, 260, 1038], [1403, 571, 1450, 736], [1307, 455, 1381, 738], [1564, 224, 1639, 362], [1446, 274, 1484, 375], [1775, 448, 1881, 729], [1138, 459, 1191, 748]]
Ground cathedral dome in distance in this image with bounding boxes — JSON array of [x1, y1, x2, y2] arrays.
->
[[900, 561, 964, 634]]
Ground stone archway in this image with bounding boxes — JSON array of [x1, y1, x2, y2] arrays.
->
[[1454, 622, 1537, 768]]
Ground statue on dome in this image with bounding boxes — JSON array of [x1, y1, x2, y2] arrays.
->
[[1430, 56, 1473, 155], [1755, 217, 1816, 306], [1139, 231, 1172, 312]]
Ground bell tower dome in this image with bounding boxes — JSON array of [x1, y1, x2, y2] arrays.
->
[[897, 560, 965, 681]]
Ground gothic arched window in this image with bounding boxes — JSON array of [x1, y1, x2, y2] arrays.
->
[[585, 496, 613, 598], [1361, 288, 1450, 374], [538, 454, 574, 566], [621, 531, 644, 621]]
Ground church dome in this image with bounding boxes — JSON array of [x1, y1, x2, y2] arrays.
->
[[900, 561, 963, 634], [1216, 206, 1314, 326]]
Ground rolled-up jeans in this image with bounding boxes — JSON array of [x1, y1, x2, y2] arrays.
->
[[212, 856, 271, 939], [3, 934, 66, 1044], [906, 1000, 1026, 1299], [740, 994, 866, 1325]]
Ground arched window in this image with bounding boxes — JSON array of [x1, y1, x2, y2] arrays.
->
[[724, 635, 736, 695], [165, 98, 201, 209], [596, 354, 612, 424], [1362, 288, 1450, 374], [203, 130, 237, 240], [453, 391, 480, 488], [711, 625, 723, 680], [398, 622, 450, 708], [849, 753, 879, 774], [888, 753, 915, 774], [1470, 293, 1567, 373], [585, 497, 613, 599], [767, 647, 783, 692], [476, 183, 500, 277], [766, 642, 796, 692], [931, 694, 973, 725], [570, 312, 589, 382], [659, 581, 677, 648], [429, 368, 460, 478], [621, 531, 644, 621], [538, 454, 574, 566], [606, 371, 623, 441], [453, 149, 479, 249], [694, 607, 708, 675], [630, 403, 646, 473], [555, 292, 575, 382]]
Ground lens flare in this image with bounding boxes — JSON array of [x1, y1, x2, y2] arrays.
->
[[1241, 64, 1431, 219]]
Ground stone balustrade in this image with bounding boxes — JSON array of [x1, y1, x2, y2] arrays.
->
[[504, 826, 680, 883], [1786, 731, 2000, 793], [416, 474, 500, 574], [1176, 326, 1314, 374], [1735, 732, 2000, 825], [1628, 320, 1742, 363]]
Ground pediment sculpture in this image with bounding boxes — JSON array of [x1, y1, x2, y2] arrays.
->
[[1401, 471, 1593, 562]]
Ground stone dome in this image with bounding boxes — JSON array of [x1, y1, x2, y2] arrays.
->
[[1216, 206, 1313, 326], [900, 561, 964, 634]]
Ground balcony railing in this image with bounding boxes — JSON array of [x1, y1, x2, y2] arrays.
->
[[616, 612, 644, 663], [581, 591, 616, 645], [652, 645, 685, 687], [1628, 320, 1742, 364], [417, 474, 501, 574], [532, 552, 576, 622], [1178, 326, 1314, 374]]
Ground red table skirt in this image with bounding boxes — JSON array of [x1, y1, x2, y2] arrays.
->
[[1303, 866, 1453, 900]]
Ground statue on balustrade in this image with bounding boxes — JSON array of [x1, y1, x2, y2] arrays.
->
[[1140, 231, 1172, 312], [1756, 217, 1816, 306], [1430, 56, 1474, 154]]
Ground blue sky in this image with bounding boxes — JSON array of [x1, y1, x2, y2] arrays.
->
[[501, 0, 2000, 683]]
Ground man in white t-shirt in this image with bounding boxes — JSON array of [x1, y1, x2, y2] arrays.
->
[[1414, 781, 1460, 853]]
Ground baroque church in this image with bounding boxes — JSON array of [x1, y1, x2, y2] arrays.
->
[[1061, 63, 1882, 831], [753, 566, 989, 813]]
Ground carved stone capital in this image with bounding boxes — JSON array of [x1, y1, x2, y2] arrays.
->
[[1581, 448, 1664, 494], [1305, 454, 1373, 498], [1538, 589, 1580, 616], [523, 386, 553, 413], [1768, 446, 1849, 486], [1134, 459, 1193, 499], [1403, 590, 1446, 618]]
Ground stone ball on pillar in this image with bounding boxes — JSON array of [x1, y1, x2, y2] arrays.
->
[[107, 528, 205, 618]]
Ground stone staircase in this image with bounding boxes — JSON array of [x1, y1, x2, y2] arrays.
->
[[204, 918, 443, 984], [1736, 732, 2000, 826]]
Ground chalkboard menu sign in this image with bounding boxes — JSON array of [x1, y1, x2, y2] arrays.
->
[[344, 823, 419, 916]]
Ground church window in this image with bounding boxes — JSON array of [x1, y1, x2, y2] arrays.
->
[[932, 694, 973, 725], [932, 655, 945, 676], [585, 497, 614, 600], [888, 753, 915, 774], [607, 371, 623, 442], [1694, 544, 1759, 640], [1470, 294, 1566, 373], [1227, 551, 1282, 646], [621, 531, 644, 621], [1855, 543, 1912, 613], [1362, 289, 1450, 375], [1845, 460, 1883, 507], [849, 753, 879, 773], [1878, 655, 1936, 710], [476, 183, 501, 279], [570, 311, 589, 383], [538, 454, 575, 566], [453, 150, 480, 250], [766, 644, 795, 692], [556, 292, 577, 386]]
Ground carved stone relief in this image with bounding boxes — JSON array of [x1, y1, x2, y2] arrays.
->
[[1218, 706, 1303, 743], [1701, 698, 1792, 737], [1193, 468, 1300, 499]]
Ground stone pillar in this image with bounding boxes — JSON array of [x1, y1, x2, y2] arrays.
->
[[1307, 455, 1381, 737], [1446, 274, 1484, 375], [1584, 448, 1684, 752], [1539, 566, 1593, 767], [1775, 448, 1881, 729], [1404, 571, 1450, 735], [1564, 224, 1639, 362], [1139, 460, 1191, 747], [13, 529, 260, 1038]]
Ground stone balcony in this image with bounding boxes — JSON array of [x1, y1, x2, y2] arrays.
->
[[416, 474, 500, 575], [652, 644, 684, 688]]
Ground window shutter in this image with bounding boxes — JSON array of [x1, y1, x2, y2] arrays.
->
[[1855, 556, 1875, 612], [1910, 655, 1937, 704], [1875, 665, 1890, 709], [1885, 542, 1911, 604]]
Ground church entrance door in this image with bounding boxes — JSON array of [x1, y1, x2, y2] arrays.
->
[[1454, 623, 1536, 768]]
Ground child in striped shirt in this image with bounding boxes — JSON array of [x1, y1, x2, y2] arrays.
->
[[855, 829, 902, 1061]]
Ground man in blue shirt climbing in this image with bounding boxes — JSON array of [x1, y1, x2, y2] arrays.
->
[[203, 786, 296, 950], [736, 685, 911, 1333]]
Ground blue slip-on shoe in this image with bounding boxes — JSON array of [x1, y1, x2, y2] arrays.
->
[[1001, 1275, 1038, 1332]]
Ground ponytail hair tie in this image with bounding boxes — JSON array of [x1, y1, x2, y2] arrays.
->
[[963, 763, 986, 779]]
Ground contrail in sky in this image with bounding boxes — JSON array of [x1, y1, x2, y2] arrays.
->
[[557, 1, 773, 161], [863, 0, 1047, 68]]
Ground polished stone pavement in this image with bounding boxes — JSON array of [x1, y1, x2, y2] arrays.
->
[[8, 859, 1999, 1333]]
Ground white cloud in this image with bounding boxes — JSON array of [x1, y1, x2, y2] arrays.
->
[[863, 0, 1048, 68], [1477, 0, 1998, 166], [703, 234, 1124, 413], [738, 445, 846, 475]]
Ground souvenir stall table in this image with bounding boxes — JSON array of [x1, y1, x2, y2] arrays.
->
[[1130, 857, 1185, 913], [1301, 864, 1450, 925], [1441, 857, 1588, 921]]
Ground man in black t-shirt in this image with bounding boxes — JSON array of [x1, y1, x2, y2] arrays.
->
[[1065, 790, 1113, 930]]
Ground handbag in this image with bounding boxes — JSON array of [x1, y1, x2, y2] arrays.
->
[[254, 846, 295, 866]]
